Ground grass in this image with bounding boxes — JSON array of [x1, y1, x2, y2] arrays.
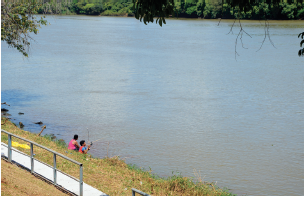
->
[[1, 117, 235, 196], [1, 159, 69, 196]]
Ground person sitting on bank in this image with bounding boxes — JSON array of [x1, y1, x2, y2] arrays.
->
[[68, 135, 80, 151], [79, 140, 91, 154]]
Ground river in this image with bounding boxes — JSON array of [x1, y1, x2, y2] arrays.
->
[[1, 16, 304, 195]]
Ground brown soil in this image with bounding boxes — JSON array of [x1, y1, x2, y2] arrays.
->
[[1, 159, 69, 196]]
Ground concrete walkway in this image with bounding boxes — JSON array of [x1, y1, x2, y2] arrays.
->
[[1, 142, 107, 196]]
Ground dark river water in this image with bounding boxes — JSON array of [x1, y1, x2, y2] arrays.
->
[[1, 16, 304, 195]]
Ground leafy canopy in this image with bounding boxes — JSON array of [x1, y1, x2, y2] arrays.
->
[[1, 2, 48, 57], [132, 0, 303, 56], [2, 0, 303, 56], [133, 0, 303, 26]]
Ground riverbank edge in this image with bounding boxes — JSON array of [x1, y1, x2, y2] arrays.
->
[[1, 116, 235, 196], [45, 12, 305, 21]]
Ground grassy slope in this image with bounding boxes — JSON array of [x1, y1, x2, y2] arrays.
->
[[1, 159, 69, 196], [1, 117, 234, 196]]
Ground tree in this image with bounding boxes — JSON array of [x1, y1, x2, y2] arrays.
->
[[1, 2, 48, 57], [2, 0, 303, 57], [133, 0, 304, 56]]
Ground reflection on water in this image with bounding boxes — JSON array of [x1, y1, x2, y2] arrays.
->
[[1, 16, 304, 196]]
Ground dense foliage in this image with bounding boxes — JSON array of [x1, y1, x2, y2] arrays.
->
[[36, 1, 135, 16], [37, 1, 304, 20], [1, 2, 48, 57], [2, 0, 303, 57], [37, 0, 303, 56]]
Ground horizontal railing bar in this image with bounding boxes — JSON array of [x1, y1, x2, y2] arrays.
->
[[34, 158, 80, 182], [1, 129, 82, 166], [31, 171, 78, 196], [1, 142, 29, 155], [2, 143, 30, 157], [132, 188, 150, 196], [1, 157, 78, 196], [2, 142, 81, 182]]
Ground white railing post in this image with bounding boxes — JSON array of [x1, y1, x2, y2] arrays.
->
[[30, 143, 34, 173], [80, 164, 83, 196], [8, 134, 12, 162], [132, 188, 150, 196], [53, 153, 57, 184], [2, 129, 84, 195]]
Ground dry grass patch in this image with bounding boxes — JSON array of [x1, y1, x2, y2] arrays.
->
[[1, 159, 69, 196], [1, 117, 234, 196]]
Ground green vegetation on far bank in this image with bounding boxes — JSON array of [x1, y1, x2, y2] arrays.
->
[[1, 117, 234, 196], [38, 1, 304, 20]]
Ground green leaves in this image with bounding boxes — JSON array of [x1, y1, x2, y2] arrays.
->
[[133, 0, 175, 26], [133, 0, 304, 25], [298, 32, 304, 57], [281, 2, 297, 19], [1, 2, 48, 57]]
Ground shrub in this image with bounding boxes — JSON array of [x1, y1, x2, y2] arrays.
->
[[296, 8, 304, 19], [221, 3, 234, 19], [269, 3, 281, 19], [196, 2, 205, 17], [296, 2, 304, 19], [90, 3, 103, 15], [281, 2, 297, 19], [101, 10, 119, 16], [186, 5, 197, 16], [103, 2, 112, 11], [203, 4, 214, 19], [251, 3, 270, 19], [203, 4, 221, 19]]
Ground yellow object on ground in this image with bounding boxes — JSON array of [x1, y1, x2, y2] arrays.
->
[[19, 144, 30, 149], [12, 141, 19, 147], [11, 141, 30, 149]]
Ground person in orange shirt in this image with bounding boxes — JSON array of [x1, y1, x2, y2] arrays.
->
[[79, 140, 91, 154]]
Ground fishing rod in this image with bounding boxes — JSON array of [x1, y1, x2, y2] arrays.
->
[[86, 129, 112, 146], [87, 128, 94, 146], [87, 128, 89, 143], [91, 137, 105, 143]]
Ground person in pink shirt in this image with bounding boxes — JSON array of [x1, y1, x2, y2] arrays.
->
[[68, 135, 80, 151]]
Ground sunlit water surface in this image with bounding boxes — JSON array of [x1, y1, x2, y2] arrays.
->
[[1, 16, 303, 195]]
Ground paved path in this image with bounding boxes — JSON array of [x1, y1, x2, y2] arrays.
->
[[1, 142, 107, 196]]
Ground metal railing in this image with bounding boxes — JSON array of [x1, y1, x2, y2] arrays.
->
[[1, 129, 83, 196], [132, 188, 150, 196]]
